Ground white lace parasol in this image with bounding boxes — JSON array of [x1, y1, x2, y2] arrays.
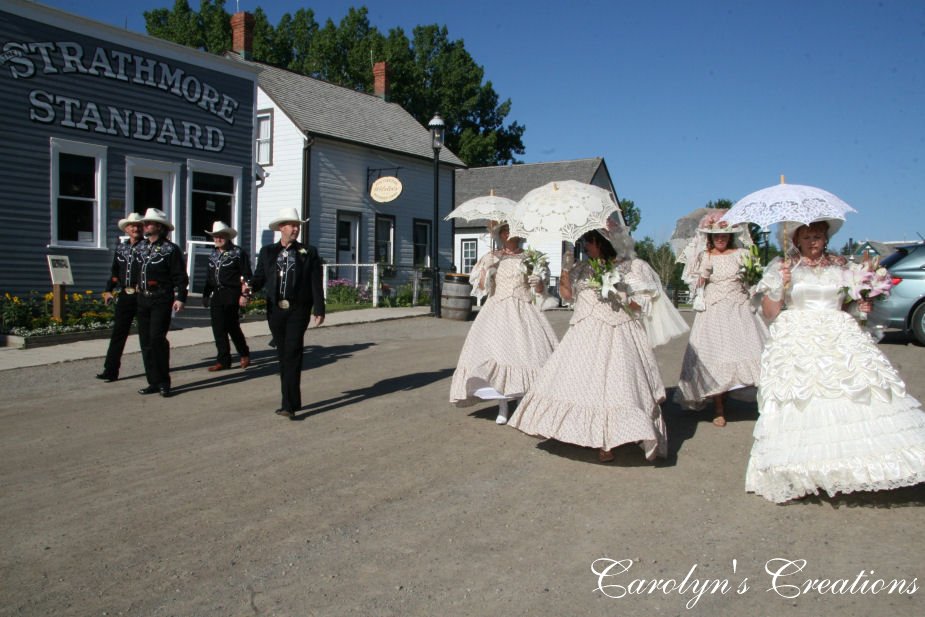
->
[[508, 180, 621, 243], [444, 195, 517, 223], [721, 183, 856, 229]]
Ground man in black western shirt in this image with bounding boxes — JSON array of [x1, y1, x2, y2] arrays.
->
[[247, 207, 325, 418], [202, 221, 252, 371], [96, 212, 144, 382], [135, 208, 189, 398]]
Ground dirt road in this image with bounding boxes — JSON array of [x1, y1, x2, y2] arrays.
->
[[1, 313, 923, 616]]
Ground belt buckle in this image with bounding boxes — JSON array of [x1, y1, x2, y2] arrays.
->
[[278, 299, 290, 309], [124, 287, 136, 295]]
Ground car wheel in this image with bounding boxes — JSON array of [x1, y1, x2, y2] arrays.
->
[[912, 303, 925, 346]]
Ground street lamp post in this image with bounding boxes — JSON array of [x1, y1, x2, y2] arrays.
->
[[428, 113, 445, 318], [759, 227, 771, 264]]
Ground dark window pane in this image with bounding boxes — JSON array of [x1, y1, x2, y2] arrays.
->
[[193, 172, 234, 193], [413, 221, 430, 266], [375, 216, 394, 264], [133, 177, 163, 213], [337, 220, 351, 250], [191, 191, 232, 239], [58, 198, 93, 242], [59, 153, 95, 198]]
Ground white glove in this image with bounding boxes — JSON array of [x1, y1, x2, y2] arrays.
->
[[527, 274, 542, 287]]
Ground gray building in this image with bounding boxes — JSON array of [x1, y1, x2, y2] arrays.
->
[[0, 0, 258, 295], [452, 158, 620, 274]]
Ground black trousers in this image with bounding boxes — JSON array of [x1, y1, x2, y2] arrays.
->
[[266, 302, 310, 412], [210, 300, 249, 367], [137, 294, 174, 387], [102, 293, 138, 377]]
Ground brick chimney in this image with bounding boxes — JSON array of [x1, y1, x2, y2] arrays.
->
[[231, 12, 255, 60], [373, 61, 390, 100]]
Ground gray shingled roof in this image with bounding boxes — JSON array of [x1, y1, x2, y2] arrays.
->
[[226, 54, 465, 167], [455, 158, 609, 204]]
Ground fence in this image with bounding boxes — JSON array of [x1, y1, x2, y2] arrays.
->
[[322, 263, 433, 308]]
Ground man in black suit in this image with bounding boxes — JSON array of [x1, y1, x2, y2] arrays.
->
[[246, 208, 325, 418]]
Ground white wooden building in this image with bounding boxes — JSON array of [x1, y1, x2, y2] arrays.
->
[[227, 14, 466, 289]]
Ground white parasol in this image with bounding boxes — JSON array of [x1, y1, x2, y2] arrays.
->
[[721, 181, 856, 235], [444, 194, 517, 223], [508, 180, 621, 243]]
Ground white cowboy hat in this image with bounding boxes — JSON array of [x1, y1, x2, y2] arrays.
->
[[204, 220, 238, 239], [118, 211, 145, 232], [268, 207, 308, 231], [140, 207, 174, 231]]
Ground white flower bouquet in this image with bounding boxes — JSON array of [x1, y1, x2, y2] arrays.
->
[[519, 248, 550, 281]]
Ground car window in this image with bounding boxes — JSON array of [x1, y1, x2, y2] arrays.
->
[[880, 249, 909, 269]]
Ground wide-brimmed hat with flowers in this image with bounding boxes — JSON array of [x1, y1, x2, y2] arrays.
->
[[268, 207, 309, 231], [118, 212, 145, 232], [696, 211, 745, 234], [140, 207, 174, 231], [205, 220, 238, 239]]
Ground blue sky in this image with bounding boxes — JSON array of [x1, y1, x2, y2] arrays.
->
[[38, 0, 925, 246]]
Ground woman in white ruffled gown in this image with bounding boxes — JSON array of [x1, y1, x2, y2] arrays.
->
[[676, 220, 769, 425], [746, 221, 925, 503], [509, 228, 688, 462], [449, 224, 558, 424]]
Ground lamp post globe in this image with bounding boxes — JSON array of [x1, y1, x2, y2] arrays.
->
[[428, 113, 445, 317]]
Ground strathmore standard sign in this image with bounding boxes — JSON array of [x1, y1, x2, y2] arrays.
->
[[2, 41, 238, 152], [0, 0, 257, 296]]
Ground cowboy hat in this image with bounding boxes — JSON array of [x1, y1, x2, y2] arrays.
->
[[118, 212, 145, 232], [268, 207, 308, 232], [140, 207, 174, 231], [205, 220, 238, 239]]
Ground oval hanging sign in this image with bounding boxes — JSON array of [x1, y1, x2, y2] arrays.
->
[[370, 176, 403, 203]]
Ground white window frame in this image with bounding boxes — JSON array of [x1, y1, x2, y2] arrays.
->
[[375, 214, 395, 265], [256, 110, 273, 166], [186, 159, 242, 243], [460, 238, 478, 274], [125, 156, 181, 225], [49, 137, 107, 249], [413, 219, 432, 268]]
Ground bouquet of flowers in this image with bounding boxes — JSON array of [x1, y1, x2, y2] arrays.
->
[[842, 258, 893, 303], [739, 244, 765, 288], [519, 248, 550, 280], [587, 258, 623, 300]]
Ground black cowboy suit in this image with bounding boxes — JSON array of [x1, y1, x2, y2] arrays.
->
[[136, 237, 189, 391], [203, 244, 252, 368], [100, 238, 142, 379], [249, 240, 325, 413]]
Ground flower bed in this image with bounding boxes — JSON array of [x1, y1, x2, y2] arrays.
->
[[1, 289, 116, 341]]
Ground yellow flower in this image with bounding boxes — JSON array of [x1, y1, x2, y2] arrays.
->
[[4, 292, 10, 300], [51, 316, 62, 323], [44, 292, 54, 302], [84, 290, 94, 295], [13, 296, 21, 304]]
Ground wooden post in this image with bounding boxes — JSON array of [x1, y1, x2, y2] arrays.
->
[[52, 284, 66, 321]]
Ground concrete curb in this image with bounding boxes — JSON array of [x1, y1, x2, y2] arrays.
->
[[0, 306, 432, 372]]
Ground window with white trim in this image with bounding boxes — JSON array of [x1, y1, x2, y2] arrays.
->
[[187, 160, 241, 242], [461, 239, 478, 274], [50, 138, 107, 248], [256, 111, 272, 165], [375, 215, 395, 265], [413, 219, 431, 268]]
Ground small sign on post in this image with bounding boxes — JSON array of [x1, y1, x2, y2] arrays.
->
[[47, 255, 74, 321]]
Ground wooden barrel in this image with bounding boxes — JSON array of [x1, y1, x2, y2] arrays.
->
[[441, 273, 474, 321]]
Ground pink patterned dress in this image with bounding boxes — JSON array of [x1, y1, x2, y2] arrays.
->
[[677, 249, 769, 409], [508, 258, 668, 460], [449, 253, 558, 405]]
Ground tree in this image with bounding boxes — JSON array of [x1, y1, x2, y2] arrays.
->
[[634, 236, 680, 291], [618, 197, 641, 233], [144, 2, 525, 167]]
